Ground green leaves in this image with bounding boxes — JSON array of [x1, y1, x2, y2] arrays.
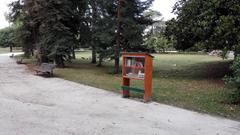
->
[[7, 0, 154, 67], [145, 34, 173, 53], [224, 56, 240, 104], [166, 0, 240, 52], [0, 27, 16, 48], [120, 0, 153, 52]]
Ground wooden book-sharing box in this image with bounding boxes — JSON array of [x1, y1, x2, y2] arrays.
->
[[121, 52, 153, 102]]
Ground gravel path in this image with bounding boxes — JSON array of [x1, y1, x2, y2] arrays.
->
[[0, 53, 240, 135]]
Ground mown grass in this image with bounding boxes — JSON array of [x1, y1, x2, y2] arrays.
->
[[22, 52, 240, 120], [0, 47, 22, 54], [0, 47, 10, 54]]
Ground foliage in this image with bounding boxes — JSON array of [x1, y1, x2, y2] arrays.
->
[[0, 26, 21, 49], [7, 0, 153, 68], [225, 56, 240, 104], [165, 0, 240, 53], [36, 0, 79, 67], [7, 0, 34, 57], [144, 10, 174, 53], [144, 9, 164, 35], [87, 0, 116, 66], [119, 0, 154, 52], [0, 27, 14, 48], [186, 42, 205, 52], [7, 0, 82, 66], [145, 34, 173, 53], [225, 57, 240, 88], [6, 0, 23, 23]]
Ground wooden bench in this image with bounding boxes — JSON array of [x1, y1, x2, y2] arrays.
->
[[16, 58, 23, 64], [10, 54, 14, 58], [35, 63, 55, 77]]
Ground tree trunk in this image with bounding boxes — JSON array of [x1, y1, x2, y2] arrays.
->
[[92, 46, 97, 64], [90, 1, 97, 64], [24, 46, 31, 58], [36, 44, 42, 65], [41, 55, 49, 63], [114, 54, 120, 73], [10, 45, 13, 52], [97, 53, 103, 67], [72, 46, 76, 59], [37, 54, 42, 65], [55, 55, 65, 68], [31, 49, 34, 56], [115, 0, 122, 74]]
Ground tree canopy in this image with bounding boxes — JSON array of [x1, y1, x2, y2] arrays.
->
[[0, 27, 16, 49], [165, 0, 240, 53], [7, 0, 154, 69]]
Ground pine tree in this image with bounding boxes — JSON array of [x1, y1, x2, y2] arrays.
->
[[120, 0, 153, 51], [8, 0, 153, 69], [36, 0, 79, 67], [115, 0, 153, 73]]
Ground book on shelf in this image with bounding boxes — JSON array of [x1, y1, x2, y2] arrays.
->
[[126, 71, 145, 79], [126, 59, 132, 67]]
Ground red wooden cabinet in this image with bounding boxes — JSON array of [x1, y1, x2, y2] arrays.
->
[[121, 52, 153, 102]]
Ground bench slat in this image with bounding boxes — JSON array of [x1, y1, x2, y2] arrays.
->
[[35, 63, 55, 76]]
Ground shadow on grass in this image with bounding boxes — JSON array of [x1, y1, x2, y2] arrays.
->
[[154, 60, 233, 80], [65, 59, 118, 74], [78, 60, 232, 78], [64, 59, 233, 81]]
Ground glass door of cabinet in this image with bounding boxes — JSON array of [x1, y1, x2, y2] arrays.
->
[[124, 57, 145, 79]]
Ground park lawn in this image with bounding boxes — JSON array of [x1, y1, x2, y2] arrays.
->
[[0, 47, 22, 54], [0, 47, 9, 54], [23, 52, 240, 120]]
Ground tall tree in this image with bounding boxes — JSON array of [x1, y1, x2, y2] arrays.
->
[[77, 0, 107, 64], [8, 0, 81, 66], [115, 0, 153, 73], [35, 0, 79, 67], [94, 0, 116, 66], [0, 27, 18, 51], [165, 0, 240, 54], [8, 0, 153, 69]]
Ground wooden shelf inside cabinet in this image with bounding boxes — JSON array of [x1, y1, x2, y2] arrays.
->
[[123, 76, 144, 80]]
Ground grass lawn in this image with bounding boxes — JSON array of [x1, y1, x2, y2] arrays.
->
[[23, 51, 240, 120], [0, 47, 22, 54], [0, 47, 10, 54]]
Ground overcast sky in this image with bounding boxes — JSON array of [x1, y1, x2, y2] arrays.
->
[[0, 0, 176, 29], [152, 0, 176, 20]]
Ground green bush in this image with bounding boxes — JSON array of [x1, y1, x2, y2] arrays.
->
[[225, 56, 240, 104], [0, 26, 21, 48], [145, 34, 174, 53]]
